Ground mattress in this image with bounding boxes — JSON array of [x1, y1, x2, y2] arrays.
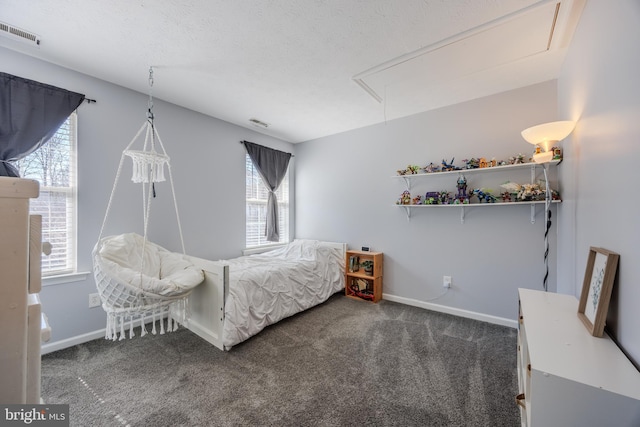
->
[[222, 239, 344, 348]]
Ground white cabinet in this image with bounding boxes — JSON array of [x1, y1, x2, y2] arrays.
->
[[0, 177, 46, 404], [517, 288, 640, 426], [393, 161, 560, 223]]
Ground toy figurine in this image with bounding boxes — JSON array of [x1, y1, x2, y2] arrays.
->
[[479, 157, 488, 168], [441, 157, 460, 171], [552, 147, 562, 160], [407, 165, 420, 174], [439, 191, 451, 204], [397, 165, 421, 175], [412, 195, 422, 205], [423, 162, 440, 173], [472, 188, 497, 203], [464, 158, 479, 169], [456, 174, 468, 200], [396, 190, 412, 205]]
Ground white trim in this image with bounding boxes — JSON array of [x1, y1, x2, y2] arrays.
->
[[242, 243, 286, 256], [41, 312, 171, 354], [42, 291, 515, 355], [42, 271, 90, 287], [41, 328, 105, 355], [382, 293, 517, 329]]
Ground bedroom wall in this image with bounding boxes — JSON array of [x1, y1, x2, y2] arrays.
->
[[556, 0, 640, 367], [295, 81, 559, 322], [0, 46, 294, 348]]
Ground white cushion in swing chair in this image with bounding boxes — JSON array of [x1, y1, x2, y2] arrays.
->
[[95, 233, 204, 297]]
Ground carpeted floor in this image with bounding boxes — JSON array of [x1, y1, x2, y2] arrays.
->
[[41, 294, 520, 426]]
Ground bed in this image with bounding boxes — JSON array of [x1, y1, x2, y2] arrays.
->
[[182, 239, 346, 350]]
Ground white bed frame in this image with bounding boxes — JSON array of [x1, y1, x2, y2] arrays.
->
[[183, 241, 346, 351]]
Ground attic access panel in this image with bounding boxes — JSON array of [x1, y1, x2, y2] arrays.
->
[[353, 1, 563, 104]]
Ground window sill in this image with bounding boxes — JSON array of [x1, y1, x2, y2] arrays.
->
[[42, 271, 91, 287], [243, 243, 287, 256]]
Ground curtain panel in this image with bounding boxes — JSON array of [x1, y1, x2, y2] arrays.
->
[[243, 140, 292, 242], [0, 72, 85, 177]]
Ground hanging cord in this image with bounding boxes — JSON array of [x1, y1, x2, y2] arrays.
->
[[140, 66, 156, 283], [542, 165, 552, 292], [152, 124, 186, 254], [98, 66, 186, 274], [97, 122, 149, 242], [147, 66, 154, 123]]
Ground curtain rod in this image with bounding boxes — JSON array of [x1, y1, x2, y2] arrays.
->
[[239, 140, 294, 157]]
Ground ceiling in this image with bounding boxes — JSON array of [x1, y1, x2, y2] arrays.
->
[[0, 0, 584, 143]]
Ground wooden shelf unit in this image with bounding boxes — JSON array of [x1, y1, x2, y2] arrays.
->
[[345, 250, 382, 303]]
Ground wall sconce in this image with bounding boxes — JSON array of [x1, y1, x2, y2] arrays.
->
[[520, 120, 575, 292], [521, 120, 575, 163]]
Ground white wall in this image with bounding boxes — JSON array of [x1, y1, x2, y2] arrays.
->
[[0, 46, 294, 346], [557, 0, 640, 366], [295, 81, 558, 321]]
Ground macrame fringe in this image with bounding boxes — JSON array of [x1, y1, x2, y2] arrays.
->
[[125, 150, 168, 184], [102, 299, 190, 341]]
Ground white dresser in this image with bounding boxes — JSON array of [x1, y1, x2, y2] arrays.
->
[[0, 177, 48, 404], [517, 288, 640, 426]]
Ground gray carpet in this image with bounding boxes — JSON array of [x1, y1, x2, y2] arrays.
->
[[41, 294, 520, 426]]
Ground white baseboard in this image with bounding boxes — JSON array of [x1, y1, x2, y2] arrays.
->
[[41, 329, 106, 355], [382, 293, 518, 329], [41, 314, 171, 355], [43, 294, 517, 354]]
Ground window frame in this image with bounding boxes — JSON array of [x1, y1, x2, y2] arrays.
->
[[245, 153, 290, 249], [16, 112, 78, 277]]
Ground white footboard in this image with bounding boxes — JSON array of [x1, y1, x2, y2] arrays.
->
[[183, 255, 228, 351]]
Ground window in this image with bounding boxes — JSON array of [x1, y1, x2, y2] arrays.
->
[[245, 154, 289, 247], [16, 113, 77, 276]]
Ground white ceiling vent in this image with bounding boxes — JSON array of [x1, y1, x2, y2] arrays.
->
[[249, 118, 269, 129], [0, 21, 41, 47]]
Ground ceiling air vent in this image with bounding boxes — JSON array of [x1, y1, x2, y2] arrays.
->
[[0, 21, 41, 47], [249, 118, 269, 129]]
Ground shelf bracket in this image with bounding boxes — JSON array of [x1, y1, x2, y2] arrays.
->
[[460, 206, 465, 224], [402, 206, 411, 222], [530, 203, 536, 224], [401, 176, 411, 191], [530, 164, 536, 183]]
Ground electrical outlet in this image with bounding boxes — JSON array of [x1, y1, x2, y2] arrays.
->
[[89, 293, 101, 308], [443, 276, 452, 288]]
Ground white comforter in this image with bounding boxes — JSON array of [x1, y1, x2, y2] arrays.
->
[[222, 239, 344, 348]]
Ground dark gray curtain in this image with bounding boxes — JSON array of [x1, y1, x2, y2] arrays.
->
[[0, 72, 85, 177], [243, 140, 292, 242]]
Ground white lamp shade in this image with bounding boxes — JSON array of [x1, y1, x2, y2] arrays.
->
[[521, 120, 575, 152]]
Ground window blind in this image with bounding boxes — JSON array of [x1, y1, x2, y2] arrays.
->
[[245, 154, 289, 247], [16, 113, 77, 275]]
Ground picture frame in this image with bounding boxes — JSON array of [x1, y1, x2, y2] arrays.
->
[[577, 247, 619, 337]]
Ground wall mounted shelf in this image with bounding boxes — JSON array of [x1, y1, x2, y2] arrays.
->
[[394, 200, 561, 223], [392, 160, 561, 191], [393, 159, 561, 223]]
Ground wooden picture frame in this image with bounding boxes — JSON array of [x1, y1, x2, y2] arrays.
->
[[577, 247, 619, 337]]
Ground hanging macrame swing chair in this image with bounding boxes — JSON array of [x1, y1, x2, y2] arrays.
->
[[92, 68, 204, 341]]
